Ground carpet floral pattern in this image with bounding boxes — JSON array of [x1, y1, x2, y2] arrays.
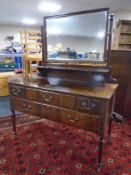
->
[[0, 114, 130, 175]]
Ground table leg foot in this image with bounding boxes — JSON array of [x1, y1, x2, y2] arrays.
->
[[97, 136, 103, 172], [97, 163, 102, 172]]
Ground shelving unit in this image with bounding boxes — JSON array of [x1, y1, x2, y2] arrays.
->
[[20, 30, 42, 80], [20, 30, 42, 54], [113, 20, 131, 50]]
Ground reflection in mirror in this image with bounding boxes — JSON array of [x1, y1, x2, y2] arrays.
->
[[46, 10, 108, 63]]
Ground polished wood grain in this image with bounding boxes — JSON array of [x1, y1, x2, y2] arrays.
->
[[25, 87, 75, 109], [111, 50, 131, 118], [10, 96, 100, 133], [58, 108, 100, 133], [10, 97, 41, 116], [9, 71, 117, 173], [77, 96, 105, 115], [9, 78, 117, 100], [8, 60, 117, 173]]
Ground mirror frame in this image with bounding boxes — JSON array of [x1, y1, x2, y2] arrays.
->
[[42, 8, 110, 65]]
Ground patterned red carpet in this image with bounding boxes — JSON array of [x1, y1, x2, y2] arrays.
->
[[0, 114, 130, 175]]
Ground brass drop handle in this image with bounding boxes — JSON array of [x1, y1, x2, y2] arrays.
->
[[13, 92, 18, 95], [66, 114, 79, 122], [43, 95, 53, 102], [81, 101, 95, 110], [12, 88, 21, 95], [83, 106, 92, 110], [24, 104, 31, 110]]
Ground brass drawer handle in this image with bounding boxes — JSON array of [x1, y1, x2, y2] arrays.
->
[[81, 101, 95, 110], [12, 88, 21, 95], [24, 104, 31, 110], [43, 95, 53, 102], [83, 106, 92, 110], [66, 114, 79, 122], [13, 92, 18, 95]]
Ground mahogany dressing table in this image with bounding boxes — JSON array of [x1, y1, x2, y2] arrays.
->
[[8, 8, 118, 171]]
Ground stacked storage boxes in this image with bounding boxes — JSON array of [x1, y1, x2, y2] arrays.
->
[[15, 56, 22, 69], [0, 62, 16, 72]]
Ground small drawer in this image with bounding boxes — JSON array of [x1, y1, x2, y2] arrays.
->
[[10, 97, 41, 116], [9, 85, 24, 97], [58, 108, 100, 133], [25, 88, 75, 109], [77, 96, 105, 115]]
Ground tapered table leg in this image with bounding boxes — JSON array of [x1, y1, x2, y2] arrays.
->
[[11, 109, 16, 136], [108, 116, 113, 142], [97, 136, 104, 172]]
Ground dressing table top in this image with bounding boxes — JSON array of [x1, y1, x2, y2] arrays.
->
[[9, 77, 118, 100]]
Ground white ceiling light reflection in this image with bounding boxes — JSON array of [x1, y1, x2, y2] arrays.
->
[[97, 31, 105, 39], [47, 28, 61, 35], [22, 18, 36, 25], [38, 2, 61, 12]]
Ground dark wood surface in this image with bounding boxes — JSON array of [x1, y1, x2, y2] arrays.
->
[[8, 77, 117, 100], [110, 50, 131, 118], [8, 68, 117, 171], [9, 77, 116, 134]]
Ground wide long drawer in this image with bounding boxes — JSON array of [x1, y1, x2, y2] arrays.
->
[[25, 88, 75, 109], [58, 108, 100, 133], [10, 97, 100, 134]]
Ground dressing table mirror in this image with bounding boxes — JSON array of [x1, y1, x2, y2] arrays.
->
[[44, 9, 109, 64], [8, 8, 118, 172]]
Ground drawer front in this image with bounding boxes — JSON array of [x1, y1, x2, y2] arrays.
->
[[58, 108, 100, 133], [10, 97, 100, 134], [9, 85, 24, 97], [11, 97, 41, 116], [25, 88, 75, 109], [77, 96, 105, 115], [41, 104, 58, 121]]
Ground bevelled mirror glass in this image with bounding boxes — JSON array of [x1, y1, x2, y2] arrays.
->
[[44, 9, 109, 63]]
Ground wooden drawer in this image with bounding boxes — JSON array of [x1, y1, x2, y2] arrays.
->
[[58, 108, 100, 133], [77, 96, 105, 115], [10, 97, 100, 133], [9, 85, 24, 97], [11, 97, 58, 121], [11, 97, 41, 116], [40, 104, 58, 121], [25, 88, 75, 109]]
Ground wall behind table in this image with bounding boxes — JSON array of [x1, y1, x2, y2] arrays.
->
[[0, 25, 40, 49], [110, 50, 131, 118]]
